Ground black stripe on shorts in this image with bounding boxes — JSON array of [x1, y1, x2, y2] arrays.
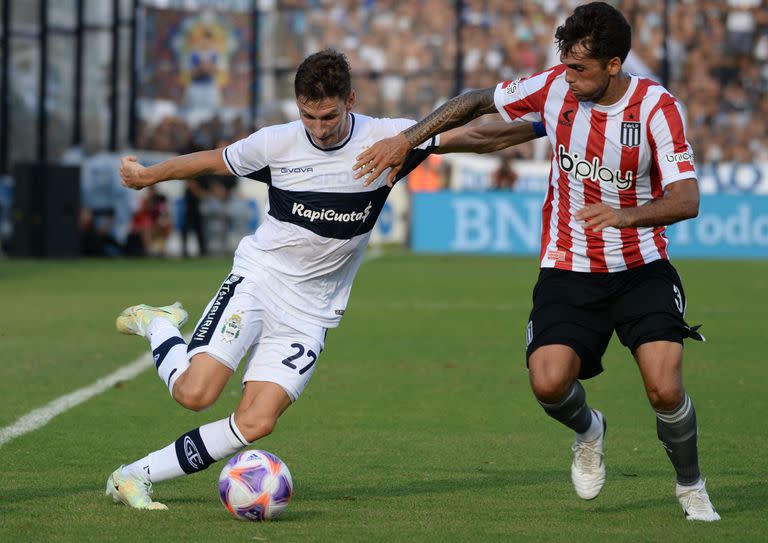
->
[[187, 274, 244, 352]]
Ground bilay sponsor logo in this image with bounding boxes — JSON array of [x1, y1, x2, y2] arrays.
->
[[281, 166, 314, 174], [291, 201, 373, 223], [557, 145, 634, 190], [504, 79, 520, 96], [665, 150, 694, 164]]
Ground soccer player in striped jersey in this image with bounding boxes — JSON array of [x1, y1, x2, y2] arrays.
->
[[104, 49, 542, 510], [354, 1, 719, 522]]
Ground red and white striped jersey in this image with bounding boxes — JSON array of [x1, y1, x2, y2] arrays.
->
[[494, 65, 697, 273]]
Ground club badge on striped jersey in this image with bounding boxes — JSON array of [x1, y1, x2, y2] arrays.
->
[[620, 122, 641, 148]]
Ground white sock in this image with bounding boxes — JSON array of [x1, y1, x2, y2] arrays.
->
[[576, 410, 602, 442], [123, 414, 251, 483], [677, 478, 704, 490], [147, 317, 190, 395]]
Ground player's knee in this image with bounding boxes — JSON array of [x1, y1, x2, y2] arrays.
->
[[530, 377, 573, 403], [173, 381, 218, 412], [646, 384, 684, 411], [528, 352, 576, 402], [234, 411, 278, 443]]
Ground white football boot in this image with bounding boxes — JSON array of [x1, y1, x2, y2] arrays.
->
[[676, 479, 721, 521], [571, 410, 606, 500], [116, 302, 188, 338], [105, 466, 167, 510]]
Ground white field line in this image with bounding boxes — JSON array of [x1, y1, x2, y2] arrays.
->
[[0, 253, 516, 449], [0, 252, 389, 449], [0, 352, 153, 449]]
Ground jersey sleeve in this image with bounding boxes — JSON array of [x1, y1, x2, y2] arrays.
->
[[493, 67, 562, 124], [222, 128, 270, 179], [647, 95, 697, 188]]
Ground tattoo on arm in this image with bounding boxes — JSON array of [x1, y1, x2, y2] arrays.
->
[[403, 88, 497, 147]]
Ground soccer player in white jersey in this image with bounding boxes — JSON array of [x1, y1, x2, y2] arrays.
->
[[354, 2, 719, 522], [105, 49, 542, 510]]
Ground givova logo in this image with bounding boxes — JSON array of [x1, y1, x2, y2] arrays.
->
[[557, 145, 634, 190]]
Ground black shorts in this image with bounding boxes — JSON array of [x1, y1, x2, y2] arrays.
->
[[525, 259, 703, 380]]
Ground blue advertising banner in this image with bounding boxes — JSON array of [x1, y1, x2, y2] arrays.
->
[[411, 192, 768, 259]]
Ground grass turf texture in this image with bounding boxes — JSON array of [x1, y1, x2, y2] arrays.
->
[[0, 253, 766, 542]]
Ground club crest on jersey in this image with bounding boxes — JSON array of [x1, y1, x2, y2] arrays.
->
[[220, 313, 242, 343], [620, 122, 641, 148], [557, 145, 634, 190]]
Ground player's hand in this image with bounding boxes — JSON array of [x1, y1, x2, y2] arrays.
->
[[119, 156, 152, 190], [575, 203, 628, 231], [353, 133, 411, 187]]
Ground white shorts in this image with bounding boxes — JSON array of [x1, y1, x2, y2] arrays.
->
[[187, 273, 327, 402]]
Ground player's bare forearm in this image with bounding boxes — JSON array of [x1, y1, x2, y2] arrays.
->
[[403, 88, 498, 148], [121, 148, 229, 190], [437, 122, 538, 154], [622, 179, 699, 226], [576, 179, 699, 231], [146, 149, 230, 183], [354, 88, 497, 185]]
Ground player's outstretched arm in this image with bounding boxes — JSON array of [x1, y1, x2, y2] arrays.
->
[[436, 122, 541, 154], [575, 178, 699, 231], [354, 87, 497, 186], [120, 148, 230, 190]]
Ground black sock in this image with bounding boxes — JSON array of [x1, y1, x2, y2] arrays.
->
[[538, 381, 593, 434], [656, 394, 701, 485]]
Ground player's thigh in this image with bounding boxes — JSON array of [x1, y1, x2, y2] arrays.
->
[[526, 268, 613, 381], [174, 352, 234, 403], [243, 316, 327, 404], [614, 260, 703, 353], [187, 273, 266, 373]]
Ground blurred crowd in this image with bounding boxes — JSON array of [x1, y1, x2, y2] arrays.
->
[[7, 1, 766, 258], [65, 0, 768, 258], [73, 148, 254, 258], [135, 0, 768, 195]]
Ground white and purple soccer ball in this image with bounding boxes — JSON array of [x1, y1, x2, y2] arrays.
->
[[218, 449, 293, 521]]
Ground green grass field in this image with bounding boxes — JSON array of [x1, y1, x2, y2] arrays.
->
[[0, 253, 766, 542]]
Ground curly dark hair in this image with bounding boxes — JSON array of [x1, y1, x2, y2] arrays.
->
[[294, 49, 352, 102], [555, 2, 632, 63]]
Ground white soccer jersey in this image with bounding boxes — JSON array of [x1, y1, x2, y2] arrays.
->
[[494, 65, 697, 272], [222, 113, 436, 327]]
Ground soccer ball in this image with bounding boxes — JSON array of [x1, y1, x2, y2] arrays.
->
[[218, 449, 293, 521]]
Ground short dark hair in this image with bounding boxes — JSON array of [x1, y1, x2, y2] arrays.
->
[[294, 49, 352, 102], [555, 2, 632, 63]]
